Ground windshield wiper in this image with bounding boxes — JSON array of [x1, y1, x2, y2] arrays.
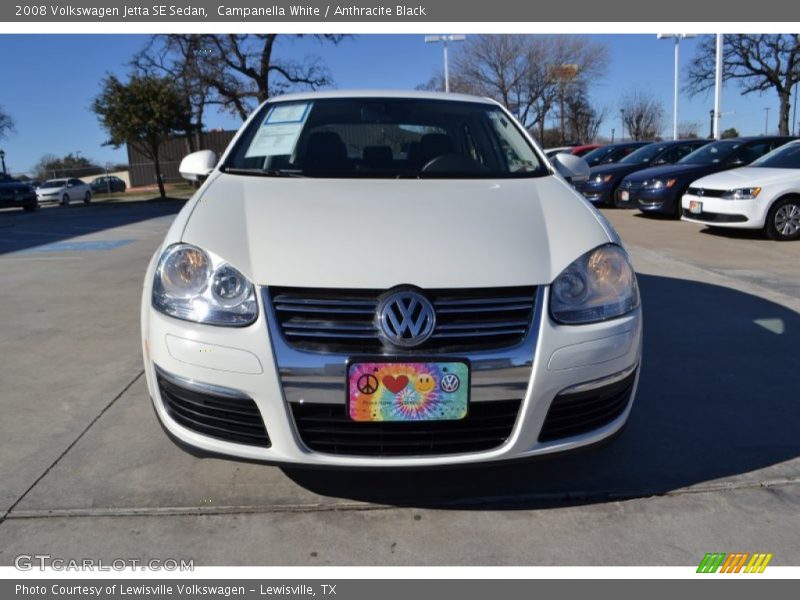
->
[[221, 167, 306, 177]]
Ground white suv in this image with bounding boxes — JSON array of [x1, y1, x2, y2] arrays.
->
[[141, 91, 642, 467]]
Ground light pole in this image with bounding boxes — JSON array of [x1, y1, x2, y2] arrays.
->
[[0, 149, 6, 175], [619, 108, 625, 141], [713, 33, 723, 139], [657, 33, 696, 140], [424, 34, 466, 93], [611, 128, 616, 143], [764, 107, 771, 135]]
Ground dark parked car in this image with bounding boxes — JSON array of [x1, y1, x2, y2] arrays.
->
[[617, 137, 796, 218], [576, 139, 709, 206], [571, 144, 602, 157], [581, 141, 652, 168], [90, 175, 126, 193], [0, 174, 38, 212]]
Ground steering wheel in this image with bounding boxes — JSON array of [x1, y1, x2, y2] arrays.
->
[[421, 153, 488, 174]]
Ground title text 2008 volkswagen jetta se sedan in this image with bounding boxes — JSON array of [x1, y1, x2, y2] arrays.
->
[[141, 91, 642, 467]]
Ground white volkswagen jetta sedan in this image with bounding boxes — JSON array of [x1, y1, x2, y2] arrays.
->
[[36, 178, 93, 205], [682, 140, 800, 240], [141, 91, 642, 467]]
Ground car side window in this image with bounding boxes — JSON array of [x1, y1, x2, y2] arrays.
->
[[675, 144, 700, 161], [657, 146, 683, 164], [732, 143, 769, 165]]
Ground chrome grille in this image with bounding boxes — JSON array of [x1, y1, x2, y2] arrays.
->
[[621, 180, 646, 192], [269, 286, 537, 353], [291, 399, 521, 456]]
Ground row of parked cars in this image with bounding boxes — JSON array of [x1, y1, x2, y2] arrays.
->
[[549, 137, 800, 241], [0, 175, 127, 212]]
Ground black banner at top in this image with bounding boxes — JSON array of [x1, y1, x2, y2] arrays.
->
[[3, 0, 800, 22]]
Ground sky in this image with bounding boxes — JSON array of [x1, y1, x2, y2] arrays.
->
[[0, 33, 797, 174]]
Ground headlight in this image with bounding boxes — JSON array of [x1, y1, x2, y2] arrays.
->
[[550, 244, 639, 324], [721, 187, 761, 200], [590, 174, 613, 185], [152, 243, 258, 326], [646, 178, 676, 190]]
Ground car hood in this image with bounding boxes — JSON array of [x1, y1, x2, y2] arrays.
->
[[690, 167, 800, 189], [180, 174, 612, 288], [624, 163, 714, 182], [38, 186, 65, 193], [0, 182, 32, 192]]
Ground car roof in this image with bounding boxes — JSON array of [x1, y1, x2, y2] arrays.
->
[[713, 136, 797, 143], [604, 141, 651, 147], [268, 89, 499, 106]]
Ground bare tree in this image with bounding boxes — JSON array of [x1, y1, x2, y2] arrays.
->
[[0, 106, 14, 141], [132, 35, 213, 152], [445, 35, 609, 143], [562, 84, 606, 142], [686, 34, 800, 135], [134, 34, 347, 124], [620, 89, 664, 140], [677, 121, 701, 139], [198, 34, 346, 120], [449, 35, 534, 117]]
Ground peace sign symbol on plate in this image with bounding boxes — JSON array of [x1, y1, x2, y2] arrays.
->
[[357, 373, 379, 395]]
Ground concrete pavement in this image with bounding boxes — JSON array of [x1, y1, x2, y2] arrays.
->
[[0, 202, 798, 565]]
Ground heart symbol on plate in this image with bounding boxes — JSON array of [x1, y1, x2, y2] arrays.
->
[[382, 375, 409, 394]]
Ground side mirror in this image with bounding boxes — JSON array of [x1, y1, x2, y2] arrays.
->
[[179, 150, 217, 181], [552, 153, 590, 184]]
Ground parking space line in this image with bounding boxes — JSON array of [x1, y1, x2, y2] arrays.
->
[[3, 477, 799, 521], [0, 370, 144, 527], [0, 256, 84, 262]]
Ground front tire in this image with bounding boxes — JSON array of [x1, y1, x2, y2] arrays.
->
[[84, 191, 92, 204], [23, 202, 39, 213], [60, 194, 70, 206], [765, 196, 800, 241], [672, 189, 687, 219]]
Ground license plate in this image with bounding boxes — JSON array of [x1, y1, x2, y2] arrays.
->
[[689, 200, 703, 214], [620, 190, 630, 201], [347, 359, 470, 422]]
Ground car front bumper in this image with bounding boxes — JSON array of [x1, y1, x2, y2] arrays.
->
[[575, 184, 613, 206], [680, 193, 766, 229], [142, 278, 643, 468], [0, 194, 36, 208], [631, 189, 680, 214]]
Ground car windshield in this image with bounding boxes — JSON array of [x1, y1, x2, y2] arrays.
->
[[678, 141, 740, 165], [43, 179, 67, 187], [222, 97, 548, 179], [751, 142, 800, 168], [619, 144, 667, 165], [581, 145, 617, 165]]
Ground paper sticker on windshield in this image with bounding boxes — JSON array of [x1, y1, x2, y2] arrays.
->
[[266, 102, 311, 124], [244, 102, 311, 158]]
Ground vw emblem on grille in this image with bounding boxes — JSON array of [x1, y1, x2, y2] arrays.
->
[[696, 188, 705, 196], [377, 289, 436, 347]]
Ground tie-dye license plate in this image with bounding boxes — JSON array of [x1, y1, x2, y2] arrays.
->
[[347, 360, 470, 422]]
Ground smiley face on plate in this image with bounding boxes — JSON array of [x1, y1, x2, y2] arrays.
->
[[414, 373, 436, 393]]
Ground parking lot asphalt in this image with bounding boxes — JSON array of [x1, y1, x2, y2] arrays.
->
[[0, 201, 798, 566]]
